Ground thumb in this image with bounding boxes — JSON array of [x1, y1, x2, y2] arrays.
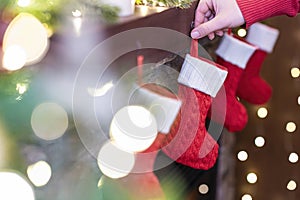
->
[[191, 17, 223, 39]]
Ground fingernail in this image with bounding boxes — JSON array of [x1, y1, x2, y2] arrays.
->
[[191, 31, 200, 39]]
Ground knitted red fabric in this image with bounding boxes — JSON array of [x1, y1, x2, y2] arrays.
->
[[236, 49, 272, 104], [215, 56, 248, 132], [161, 84, 219, 170]]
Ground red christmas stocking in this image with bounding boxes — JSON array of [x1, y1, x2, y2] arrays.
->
[[236, 23, 279, 104], [214, 33, 256, 132], [161, 39, 228, 170], [117, 134, 166, 200]]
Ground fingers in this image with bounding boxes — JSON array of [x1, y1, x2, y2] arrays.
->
[[191, 16, 223, 39], [194, 0, 210, 27]]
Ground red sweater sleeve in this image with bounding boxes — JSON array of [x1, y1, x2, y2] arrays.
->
[[236, 0, 300, 27]]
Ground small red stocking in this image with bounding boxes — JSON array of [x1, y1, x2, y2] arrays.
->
[[161, 39, 228, 170], [237, 23, 279, 104], [214, 33, 256, 132]]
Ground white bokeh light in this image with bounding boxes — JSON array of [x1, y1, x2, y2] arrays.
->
[[0, 171, 35, 200], [97, 141, 135, 179], [27, 161, 52, 187], [290, 67, 300, 78], [257, 107, 268, 118], [31, 102, 69, 140], [254, 136, 265, 148], [286, 122, 297, 133], [3, 13, 49, 66], [242, 194, 253, 200], [288, 152, 299, 163], [2, 45, 26, 71], [287, 180, 297, 191], [237, 28, 247, 37], [110, 105, 158, 152], [297, 96, 300, 105], [237, 150, 248, 162], [247, 172, 258, 184], [17, 0, 31, 7], [198, 184, 209, 194]]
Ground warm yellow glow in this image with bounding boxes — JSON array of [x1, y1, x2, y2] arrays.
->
[[287, 180, 297, 191], [43, 23, 53, 38], [257, 107, 268, 118], [237, 150, 248, 162], [87, 81, 114, 97], [16, 83, 28, 95], [3, 13, 49, 66], [286, 122, 297, 133], [241, 194, 252, 200], [27, 161, 52, 187], [254, 136, 265, 148], [97, 141, 135, 179], [17, 0, 31, 7], [291, 67, 300, 78], [288, 152, 299, 163], [97, 176, 104, 188], [237, 28, 247, 37], [31, 102, 69, 140], [0, 171, 35, 200], [247, 172, 258, 184], [72, 10, 82, 17], [2, 45, 26, 71], [110, 105, 157, 153], [198, 184, 209, 194]]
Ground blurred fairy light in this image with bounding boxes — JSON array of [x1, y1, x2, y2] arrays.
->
[[2, 45, 26, 71], [241, 194, 253, 200], [290, 67, 300, 78], [257, 107, 268, 118], [286, 121, 297, 133], [16, 83, 28, 95], [3, 13, 49, 67], [237, 150, 248, 161], [0, 171, 35, 200], [97, 176, 104, 188], [247, 172, 258, 184], [27, 161, 52, 187], [237, 28, 247, 37], [288, 152, 299, 163], [31, 102, 69, 140], [17, 0, 31, 7], [110, 105, 158, 152], [97, 141, 135, 179], [198, 184, 209, 194], [87, 81, 114, 97], [72, 10, 82, 18], [254, 136, 265, 148], [287, 180, 297, 191], [73, 18, 82, 36]]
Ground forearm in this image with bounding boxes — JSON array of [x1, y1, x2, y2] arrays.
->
[[237, 0, 300, 27]]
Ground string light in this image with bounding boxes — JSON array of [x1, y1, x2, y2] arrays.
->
[[288, 152, 299, 163], [241, 194, 253, 200], [287, 180, 297, 191], [237, 28, 247, 37], [290, 67, 300, 78], [198, 184, 209, 194], [257, 107, 268, 118], [237, 150, 248, 162], [286, 122, 297, 133], [247, 172, 258, 184], [254, 136, 265, 148]]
